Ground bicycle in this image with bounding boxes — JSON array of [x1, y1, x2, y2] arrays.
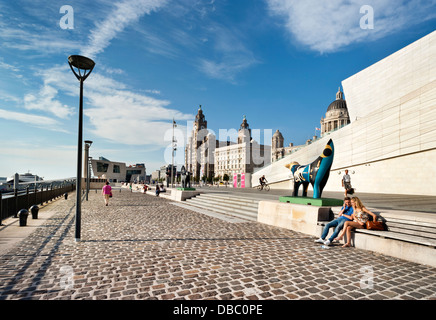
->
[[257, 184, 270, 191]]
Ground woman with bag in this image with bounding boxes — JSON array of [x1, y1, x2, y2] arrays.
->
[[334, 197, 378, 247], [102, 181, 112, 206]]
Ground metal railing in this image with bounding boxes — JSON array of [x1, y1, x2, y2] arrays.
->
[[0, 184, 76, 223]]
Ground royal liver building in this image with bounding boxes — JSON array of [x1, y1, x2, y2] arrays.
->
[[185, 106, 271, 185]]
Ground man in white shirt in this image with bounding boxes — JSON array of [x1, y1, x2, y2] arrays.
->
[[342, 169, 352, 196]]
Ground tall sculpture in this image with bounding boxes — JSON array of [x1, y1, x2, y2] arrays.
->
[[180, 165, 191, 189], [285, 139, 334, 199]]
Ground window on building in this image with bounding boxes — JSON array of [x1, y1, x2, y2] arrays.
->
[[97, 162, 109, 172], [127, 170, 142, 175], [113, 165, 120, 173]]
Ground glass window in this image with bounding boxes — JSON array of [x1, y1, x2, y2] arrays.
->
[[113, 165, 120, 173], [97, 162, 109, 172], [127, 170, 142, 174]]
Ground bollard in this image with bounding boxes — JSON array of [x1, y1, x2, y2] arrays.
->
[[18, 209, 29, 227], [30, 205, 39, 219], [64, 192, 68, 200]]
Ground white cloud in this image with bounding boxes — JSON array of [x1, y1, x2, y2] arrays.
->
[[34, 65, 192, 146], [265, 0, 436, 53], [81, 0, 169, 59], [84, 89, 191, 146], [145, 89, 161, 95], [0, 108, 66, 132], [198, 24, 259, 82], [0, 59, 22, 78], [0, 25, 81, 54], [24, 84, 74, 119]]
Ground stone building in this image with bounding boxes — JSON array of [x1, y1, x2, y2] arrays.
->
[[271, 87, 350, 163], [185, 105, 219, 181], [185, 107, 271, 184], [214, 116, 271, 185], [271, 130, 302, 162], [320, 87, 350, 135]]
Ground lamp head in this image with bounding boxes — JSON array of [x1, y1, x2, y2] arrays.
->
[[68, 55, 95, 70], [68, 55, 95, 81]]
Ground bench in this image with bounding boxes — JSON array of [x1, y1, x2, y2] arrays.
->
[[317, 208, 436, 267]]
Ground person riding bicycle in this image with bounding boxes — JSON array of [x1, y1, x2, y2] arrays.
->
[[259, 175, 268, 190]]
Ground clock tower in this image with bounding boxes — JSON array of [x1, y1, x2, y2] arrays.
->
[[194, 105, 207, 133], [186, 105, 210, 180]]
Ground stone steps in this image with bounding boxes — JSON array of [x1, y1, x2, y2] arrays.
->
[[185, 193, 259, 221]]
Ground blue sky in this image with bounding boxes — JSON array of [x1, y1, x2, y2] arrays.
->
[[0, 0, 435, 179]]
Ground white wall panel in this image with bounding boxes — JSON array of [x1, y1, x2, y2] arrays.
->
[[253, 31, 436, 195]]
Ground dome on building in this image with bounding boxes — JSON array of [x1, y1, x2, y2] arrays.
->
[[327, 99, 347, 112], [326, 87, 348, 112], [320, 87, 350, 135], [273, 129, 283, 138]]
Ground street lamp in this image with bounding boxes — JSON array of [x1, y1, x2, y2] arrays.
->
[[84, 140, 93, 201], [68, 55, 95, 242], [172, 119, 177, 188]]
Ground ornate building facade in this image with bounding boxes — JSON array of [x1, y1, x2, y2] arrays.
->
[[271, 130, 301, 162], [185, 108, 271, 184], [271, 88, 350, 162], [185, 105, 218, 180], [214, 116, 271, 183], [320, 87, 350, 135]]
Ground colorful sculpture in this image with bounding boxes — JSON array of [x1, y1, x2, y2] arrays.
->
[[285, 139, 334, 199]]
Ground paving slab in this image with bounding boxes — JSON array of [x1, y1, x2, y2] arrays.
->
[[0, 189, 435, 302]]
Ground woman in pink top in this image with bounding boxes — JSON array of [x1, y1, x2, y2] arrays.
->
[[102, 181, 112, 206]]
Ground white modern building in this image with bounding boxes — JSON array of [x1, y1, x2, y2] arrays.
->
[[90, 157, 146, 183], [253, 31, 436, 196]]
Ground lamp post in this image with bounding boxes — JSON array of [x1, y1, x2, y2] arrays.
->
[[84, 140, 93, 201], [68, 55, 95, 242], [88, 156, 92, 198], [171, 119, 177, 188]]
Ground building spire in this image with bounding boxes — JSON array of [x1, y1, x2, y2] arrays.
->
[[336, 87, 343, 100], [240, 115, 249, 129]]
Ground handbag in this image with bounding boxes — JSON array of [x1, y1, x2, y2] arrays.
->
[[366, 220, 384, 230], [109, 192, 113, 198]]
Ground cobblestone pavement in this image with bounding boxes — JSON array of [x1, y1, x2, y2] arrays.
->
[[0, 189, 435, 301]]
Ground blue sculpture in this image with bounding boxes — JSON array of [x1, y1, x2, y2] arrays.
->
[[285, 139, 334, 199]]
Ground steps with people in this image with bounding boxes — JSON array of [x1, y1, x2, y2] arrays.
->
[[184, 193, 259, 221]]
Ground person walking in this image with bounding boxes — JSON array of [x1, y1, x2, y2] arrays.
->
[[342, 169, 352, 196], [314, 197, 354, 246], [102, 181, 112, 206]]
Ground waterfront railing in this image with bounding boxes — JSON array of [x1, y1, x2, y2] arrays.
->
[[0, 184, 75, 223]]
